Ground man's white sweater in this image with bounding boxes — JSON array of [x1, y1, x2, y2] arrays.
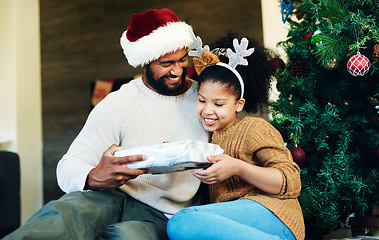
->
[[57, 77, 209, 216]]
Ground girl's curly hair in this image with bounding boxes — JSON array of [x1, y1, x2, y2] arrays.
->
[[198, 33, 273, 113]]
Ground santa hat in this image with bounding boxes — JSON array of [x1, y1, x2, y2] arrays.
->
[[120, 8, 194, 68]]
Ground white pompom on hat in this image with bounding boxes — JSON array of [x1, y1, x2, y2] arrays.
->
[[120, 8, 194, 68]]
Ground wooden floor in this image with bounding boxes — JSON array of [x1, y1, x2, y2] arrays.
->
[[324, 227, 352, 239]]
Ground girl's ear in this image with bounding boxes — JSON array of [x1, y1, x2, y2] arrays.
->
[[236, 98, 245, 113]]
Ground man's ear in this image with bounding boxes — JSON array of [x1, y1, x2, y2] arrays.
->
[[236, 98, 245, 113]]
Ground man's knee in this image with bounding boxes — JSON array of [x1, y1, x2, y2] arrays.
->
[[98, 221, 168, 240], [54, 190, 123, 214]]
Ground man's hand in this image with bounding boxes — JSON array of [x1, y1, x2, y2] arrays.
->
[[86, 144, 148, 190]]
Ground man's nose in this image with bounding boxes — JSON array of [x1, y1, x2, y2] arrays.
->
[[170, 62, 183, 76]]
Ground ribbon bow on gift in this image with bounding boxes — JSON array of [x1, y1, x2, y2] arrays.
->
[[192, 50, 220, 75]]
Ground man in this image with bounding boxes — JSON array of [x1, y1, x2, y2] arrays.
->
[[5, 8, 208, 240]]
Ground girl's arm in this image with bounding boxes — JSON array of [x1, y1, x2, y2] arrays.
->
[[192, 118, 301, 197], [192, 154, 283, 195]]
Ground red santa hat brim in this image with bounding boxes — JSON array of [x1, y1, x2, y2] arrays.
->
[[120, 9, 194, 68]]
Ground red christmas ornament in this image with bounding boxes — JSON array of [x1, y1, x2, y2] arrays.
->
[[290, 146, 306, 165], [296, 10, 304, 20], [269, 57, 286, 72], [347, 52, 371, 76], [303, 32, 313, 41]]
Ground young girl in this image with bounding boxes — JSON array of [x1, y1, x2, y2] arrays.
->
[[166, 34, 305, 240]]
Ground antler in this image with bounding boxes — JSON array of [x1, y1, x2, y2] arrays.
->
[[189, 33, 210, 58], [227, 38, 255, 69]]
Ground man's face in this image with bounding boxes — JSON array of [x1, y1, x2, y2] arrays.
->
[[143, 49, 188, 95]]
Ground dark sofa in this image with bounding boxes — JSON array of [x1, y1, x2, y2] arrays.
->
[[0, 151, 20, 238]]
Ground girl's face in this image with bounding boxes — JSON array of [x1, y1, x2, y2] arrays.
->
[[196, 81, 245, 133]]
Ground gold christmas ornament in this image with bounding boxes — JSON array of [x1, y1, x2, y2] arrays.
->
[[323, 59, 339, 70]]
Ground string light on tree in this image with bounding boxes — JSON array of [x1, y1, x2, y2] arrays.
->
[[323, 58, 340, 71]]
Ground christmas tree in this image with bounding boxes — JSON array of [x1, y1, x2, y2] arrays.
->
[[270, 0, 379, 238]]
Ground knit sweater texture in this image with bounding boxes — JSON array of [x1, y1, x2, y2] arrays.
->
[[210, 117, 305, 240], [57, 78, 209, 216]]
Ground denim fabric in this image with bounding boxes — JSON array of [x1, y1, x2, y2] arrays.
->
[[4, 190, 169, 240], [167, 199, 295, 240]]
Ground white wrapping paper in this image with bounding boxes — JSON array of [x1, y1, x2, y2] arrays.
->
[[114, 140, 224, 174]]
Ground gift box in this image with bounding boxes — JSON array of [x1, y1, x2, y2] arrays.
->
[[114, 140, 224, 174]]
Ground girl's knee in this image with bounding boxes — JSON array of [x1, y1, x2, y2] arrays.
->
[[167, 207, 199, 240], [169, 207, 197, 224]]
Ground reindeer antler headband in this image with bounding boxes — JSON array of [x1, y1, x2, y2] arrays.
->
[[189, 34, 255, 99]]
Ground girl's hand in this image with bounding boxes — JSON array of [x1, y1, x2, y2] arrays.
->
[[191, 153, 284, 195], [191, 154, 243, 184]]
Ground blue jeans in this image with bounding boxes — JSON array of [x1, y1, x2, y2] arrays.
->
[[167, 199, 295, 240]]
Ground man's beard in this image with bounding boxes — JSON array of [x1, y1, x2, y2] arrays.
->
[[145, 65, 187, 95]]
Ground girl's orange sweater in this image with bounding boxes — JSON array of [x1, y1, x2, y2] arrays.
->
[[210, 117, 305, 240]]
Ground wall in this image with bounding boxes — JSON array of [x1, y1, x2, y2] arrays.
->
[[261, 0, 289, 102], [0, 0, 43, 224], [0, 0, 17, 151]]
